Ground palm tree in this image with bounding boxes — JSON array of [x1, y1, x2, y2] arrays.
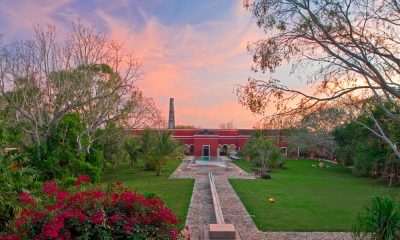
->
[[124, 137, 141, 167], [140, 129, 155, 170], [242, 132, 282, 174], [153, 131, 181, 176]]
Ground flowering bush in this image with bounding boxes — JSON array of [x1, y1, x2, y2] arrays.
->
[[2, 176, 180, 239]]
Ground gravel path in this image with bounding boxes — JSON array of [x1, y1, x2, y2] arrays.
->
[[184, 177, 216, 239]]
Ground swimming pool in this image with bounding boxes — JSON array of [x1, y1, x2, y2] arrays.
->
[[193, 156, 223, 162]]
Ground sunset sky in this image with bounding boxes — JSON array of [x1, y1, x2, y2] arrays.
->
[[0, 0, 296, 128]]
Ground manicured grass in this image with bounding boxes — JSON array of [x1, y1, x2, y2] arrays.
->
[[230, 159, 400, 232], [101, 160, 194, 227]]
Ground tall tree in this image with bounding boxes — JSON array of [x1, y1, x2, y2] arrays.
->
[[288, 106, 348, 158], [0, 23, 157, 160], [237, 0, 400, 158]]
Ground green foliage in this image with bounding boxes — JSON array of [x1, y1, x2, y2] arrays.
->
[[333, 101, 400, 184], [97, 122, 127, 171], [353, 196, 400, 240], [0, 98, 24, 149], [140, 129, 156, 171], [241, 131, 283, 173], [31, 113, 102, 183], [0, 149, 39, 231], [124, 137, 141, 167], [152, 131, 182, 176]]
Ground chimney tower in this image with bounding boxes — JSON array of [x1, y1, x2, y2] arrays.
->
[[168, 98, 175, 129]]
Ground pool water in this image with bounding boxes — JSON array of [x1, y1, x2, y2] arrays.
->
[[193, 156, 222, 162]]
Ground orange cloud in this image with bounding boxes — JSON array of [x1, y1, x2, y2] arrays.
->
[[94, 1, 270, 128], [1, 1, 275, 128]]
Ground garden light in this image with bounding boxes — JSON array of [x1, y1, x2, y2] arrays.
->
[[239, 170, 242, 175], [269, 197, 275, 205]]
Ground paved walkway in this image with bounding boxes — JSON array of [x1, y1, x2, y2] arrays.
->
[[176, 157, 263, 239], [184, 177, 216, 239], [214, 176, 266, 240], [175, 156, 352, 240]]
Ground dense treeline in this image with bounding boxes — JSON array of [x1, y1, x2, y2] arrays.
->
[[334, 102, 400, 186], [285, 100, 400, 187]]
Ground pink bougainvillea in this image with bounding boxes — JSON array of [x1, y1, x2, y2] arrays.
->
[[75, 175, 92, 186], [2, 175, 181, 240]]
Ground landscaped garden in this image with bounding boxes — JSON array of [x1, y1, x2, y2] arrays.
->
[[230, 159, 400, 232], [101, 160, 194, 225]]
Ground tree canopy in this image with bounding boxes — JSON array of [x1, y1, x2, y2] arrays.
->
[[237, 0, 400, 158]]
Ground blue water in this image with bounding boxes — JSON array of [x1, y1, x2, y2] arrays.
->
[[193, 156, 222, 162]]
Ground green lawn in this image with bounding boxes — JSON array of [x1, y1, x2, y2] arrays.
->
[[230, 159, 400, 232], [101, 160, 194, 227]]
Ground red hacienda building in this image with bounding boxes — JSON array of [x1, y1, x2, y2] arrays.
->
[[129, 98, 289, 157], [129, 128, 289, 157]]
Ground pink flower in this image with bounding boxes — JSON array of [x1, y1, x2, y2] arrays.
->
[[1, 235, 19, 240], [90, 211, 103, 224], [122, 225, 132, 232], [42, 219, 64, 239], [18, 192, 35, 206], [75, 175, 92, 186], [42, 182, 58, 197], [109, 214, 122, 222], [57, 191, 69, 201], [62, 209, 86, 222]]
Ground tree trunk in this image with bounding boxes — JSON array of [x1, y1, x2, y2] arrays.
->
[[156, 165, 161, 176]]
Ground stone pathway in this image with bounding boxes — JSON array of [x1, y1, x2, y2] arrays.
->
[[184, 177, 216, 239], [177, 157, 352, 240], [214, 176, 266, 240]]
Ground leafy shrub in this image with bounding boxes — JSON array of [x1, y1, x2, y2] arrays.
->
[[353, 196, 400, 240], [2, 176, 180, 240], [0, 149, 39, 231]]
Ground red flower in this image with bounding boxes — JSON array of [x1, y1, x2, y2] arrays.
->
[[122, 225, 132, 232], [61, 209, 87, 222], [18, 192, 35, 206], [57, 191, 69, 201], [42, 182, 58, 197], [75, 175, 92, 186], [90, 211, 103, 224], [5, 181, 180, 239], [109, 214, 122, 222], [42, 219, 64, 239], [1, 235, 19, 240]]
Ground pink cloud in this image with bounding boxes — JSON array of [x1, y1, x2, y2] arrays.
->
[[1, 1, 279, 128], [92, 2, 271, 128]]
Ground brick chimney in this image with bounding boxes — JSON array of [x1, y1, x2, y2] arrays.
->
[[168, 98, 175, 129]]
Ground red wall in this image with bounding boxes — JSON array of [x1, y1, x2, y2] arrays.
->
[[127, 128, 289, 157]]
